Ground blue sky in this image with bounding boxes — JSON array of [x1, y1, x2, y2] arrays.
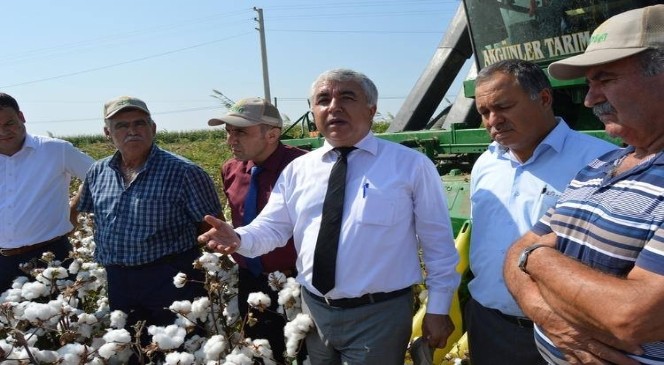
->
[[3, 0, 466, 137]]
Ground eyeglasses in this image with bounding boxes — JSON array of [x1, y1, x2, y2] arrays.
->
[[111, 119, 150, 130]]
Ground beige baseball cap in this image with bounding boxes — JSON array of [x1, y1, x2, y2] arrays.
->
[[104, 96, 151, 119], [208, 97, 282, 128], [548, 4, 664, 80]]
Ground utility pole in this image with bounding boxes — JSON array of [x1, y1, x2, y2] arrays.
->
[[254, 7, 271, 102]]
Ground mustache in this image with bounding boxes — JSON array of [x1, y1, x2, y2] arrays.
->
[[593, 102, 616, 117]]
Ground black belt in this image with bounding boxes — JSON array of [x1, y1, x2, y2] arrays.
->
[[0, 235, 67, 257], [496, 310, 534, 328], [305, 287, 411, 309]]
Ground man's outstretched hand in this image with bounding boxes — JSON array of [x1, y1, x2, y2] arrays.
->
[[198, 215, 241, 254]]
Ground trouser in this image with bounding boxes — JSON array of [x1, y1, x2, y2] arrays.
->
[[301, 287, 412, 365], [105, 247, 206, 341], [465, 297, 547, 365], [0, 235, 71, 293]]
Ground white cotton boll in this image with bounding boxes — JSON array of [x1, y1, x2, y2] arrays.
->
[[223, 352, 254, 365], [42, 267, 68, 280], [23, 302, 59, 322], [267, 271, 287, 292], [34, 349, 59, 363], [103, 328, 132, 344], [247, 292, 271, 310], [1, 288, 22, 303], [58, 294, 79, 309], [21, 281, 50, 300], [11, 276, 29, 289], [169, 300, 192, 314], [109, 310, 127, 329], [95, 298, 110, 318], [78, 313, 97, 325], [97, 343, 120, 359], [277, 278, 302, 319], [68, 259, 82, 274], [58, 343, 93, 365], [197, 252, 220, 272], [203, 334, 227, 361], [165, 352, 196, 365], [251, 338, 274, 361], [191, 297, 210, 321], [173, 272, 187, 288], [148, 324, 186, 350], [284, 313, 314, 357]]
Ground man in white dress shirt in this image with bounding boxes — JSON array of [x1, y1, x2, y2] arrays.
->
[[200, 68, 460, 365], [0, 92, 93, 292]]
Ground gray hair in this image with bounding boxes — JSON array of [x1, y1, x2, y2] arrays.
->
[[475, 59, 552, 100], [309, 68, 378, 107], [640, 47, 664, 77]]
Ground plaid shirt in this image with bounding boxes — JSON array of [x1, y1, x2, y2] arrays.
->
[[79, 144, 221, 266]]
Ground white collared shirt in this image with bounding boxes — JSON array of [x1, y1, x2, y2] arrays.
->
[[0, 134, 93, 248], [236, 132, 460, 314]]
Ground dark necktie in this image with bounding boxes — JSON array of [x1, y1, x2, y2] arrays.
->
[[313, 147, 356, 295], [243, 165, 264, 277]]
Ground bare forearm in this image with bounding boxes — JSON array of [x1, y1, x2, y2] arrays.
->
[[528, 248, 664, 344]]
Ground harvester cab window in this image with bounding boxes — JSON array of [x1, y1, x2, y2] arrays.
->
[[464, 0, 652, 69]]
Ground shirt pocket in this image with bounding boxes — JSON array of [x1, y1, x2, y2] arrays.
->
[[357, 189, 403, 226]]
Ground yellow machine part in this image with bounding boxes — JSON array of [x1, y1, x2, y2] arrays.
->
[[408, 220, 471, 364]]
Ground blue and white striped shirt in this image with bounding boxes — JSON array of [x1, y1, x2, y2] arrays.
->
[[533, 146, 664, 364], [79, 144, 221, 266]]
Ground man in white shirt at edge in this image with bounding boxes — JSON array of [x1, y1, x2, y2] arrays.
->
[[0, 92, 93, 293], [199, 68, 460, 365]]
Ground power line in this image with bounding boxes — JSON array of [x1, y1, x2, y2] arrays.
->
[[0, 32, 251, 89]]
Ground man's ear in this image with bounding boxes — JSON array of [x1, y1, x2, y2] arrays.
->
[[267, 127, 281, 142], [539, 88, 553, 108]]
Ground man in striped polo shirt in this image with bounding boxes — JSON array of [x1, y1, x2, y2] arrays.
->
[[504, 5, 664, 365]]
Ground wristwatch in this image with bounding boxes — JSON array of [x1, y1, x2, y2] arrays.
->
[[518, 243, 549, 275]]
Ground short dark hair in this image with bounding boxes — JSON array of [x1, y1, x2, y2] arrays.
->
[[475, 59, 552, 100], [0, 93, 20, 113], [640, 47, 664, 77]]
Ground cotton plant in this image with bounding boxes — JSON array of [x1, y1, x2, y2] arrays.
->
[[0, 212, 312, 364]]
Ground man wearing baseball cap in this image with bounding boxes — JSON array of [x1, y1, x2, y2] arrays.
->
[[210, 98, 307, 363], [504, 5, 664, 364], [78, 96, 222, 349]]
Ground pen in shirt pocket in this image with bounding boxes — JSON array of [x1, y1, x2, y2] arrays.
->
[[362, 183, 369, 198], [541, 185, 560, 197]]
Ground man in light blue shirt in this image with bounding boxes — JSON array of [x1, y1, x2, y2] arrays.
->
[[467, 59, 616, 365]]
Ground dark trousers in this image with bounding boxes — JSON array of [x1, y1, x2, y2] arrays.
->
[[105, 247, 206, 341], [465, 297, 547, 365], [238, 267, 306, 364], [0, 235, 71, 293]]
